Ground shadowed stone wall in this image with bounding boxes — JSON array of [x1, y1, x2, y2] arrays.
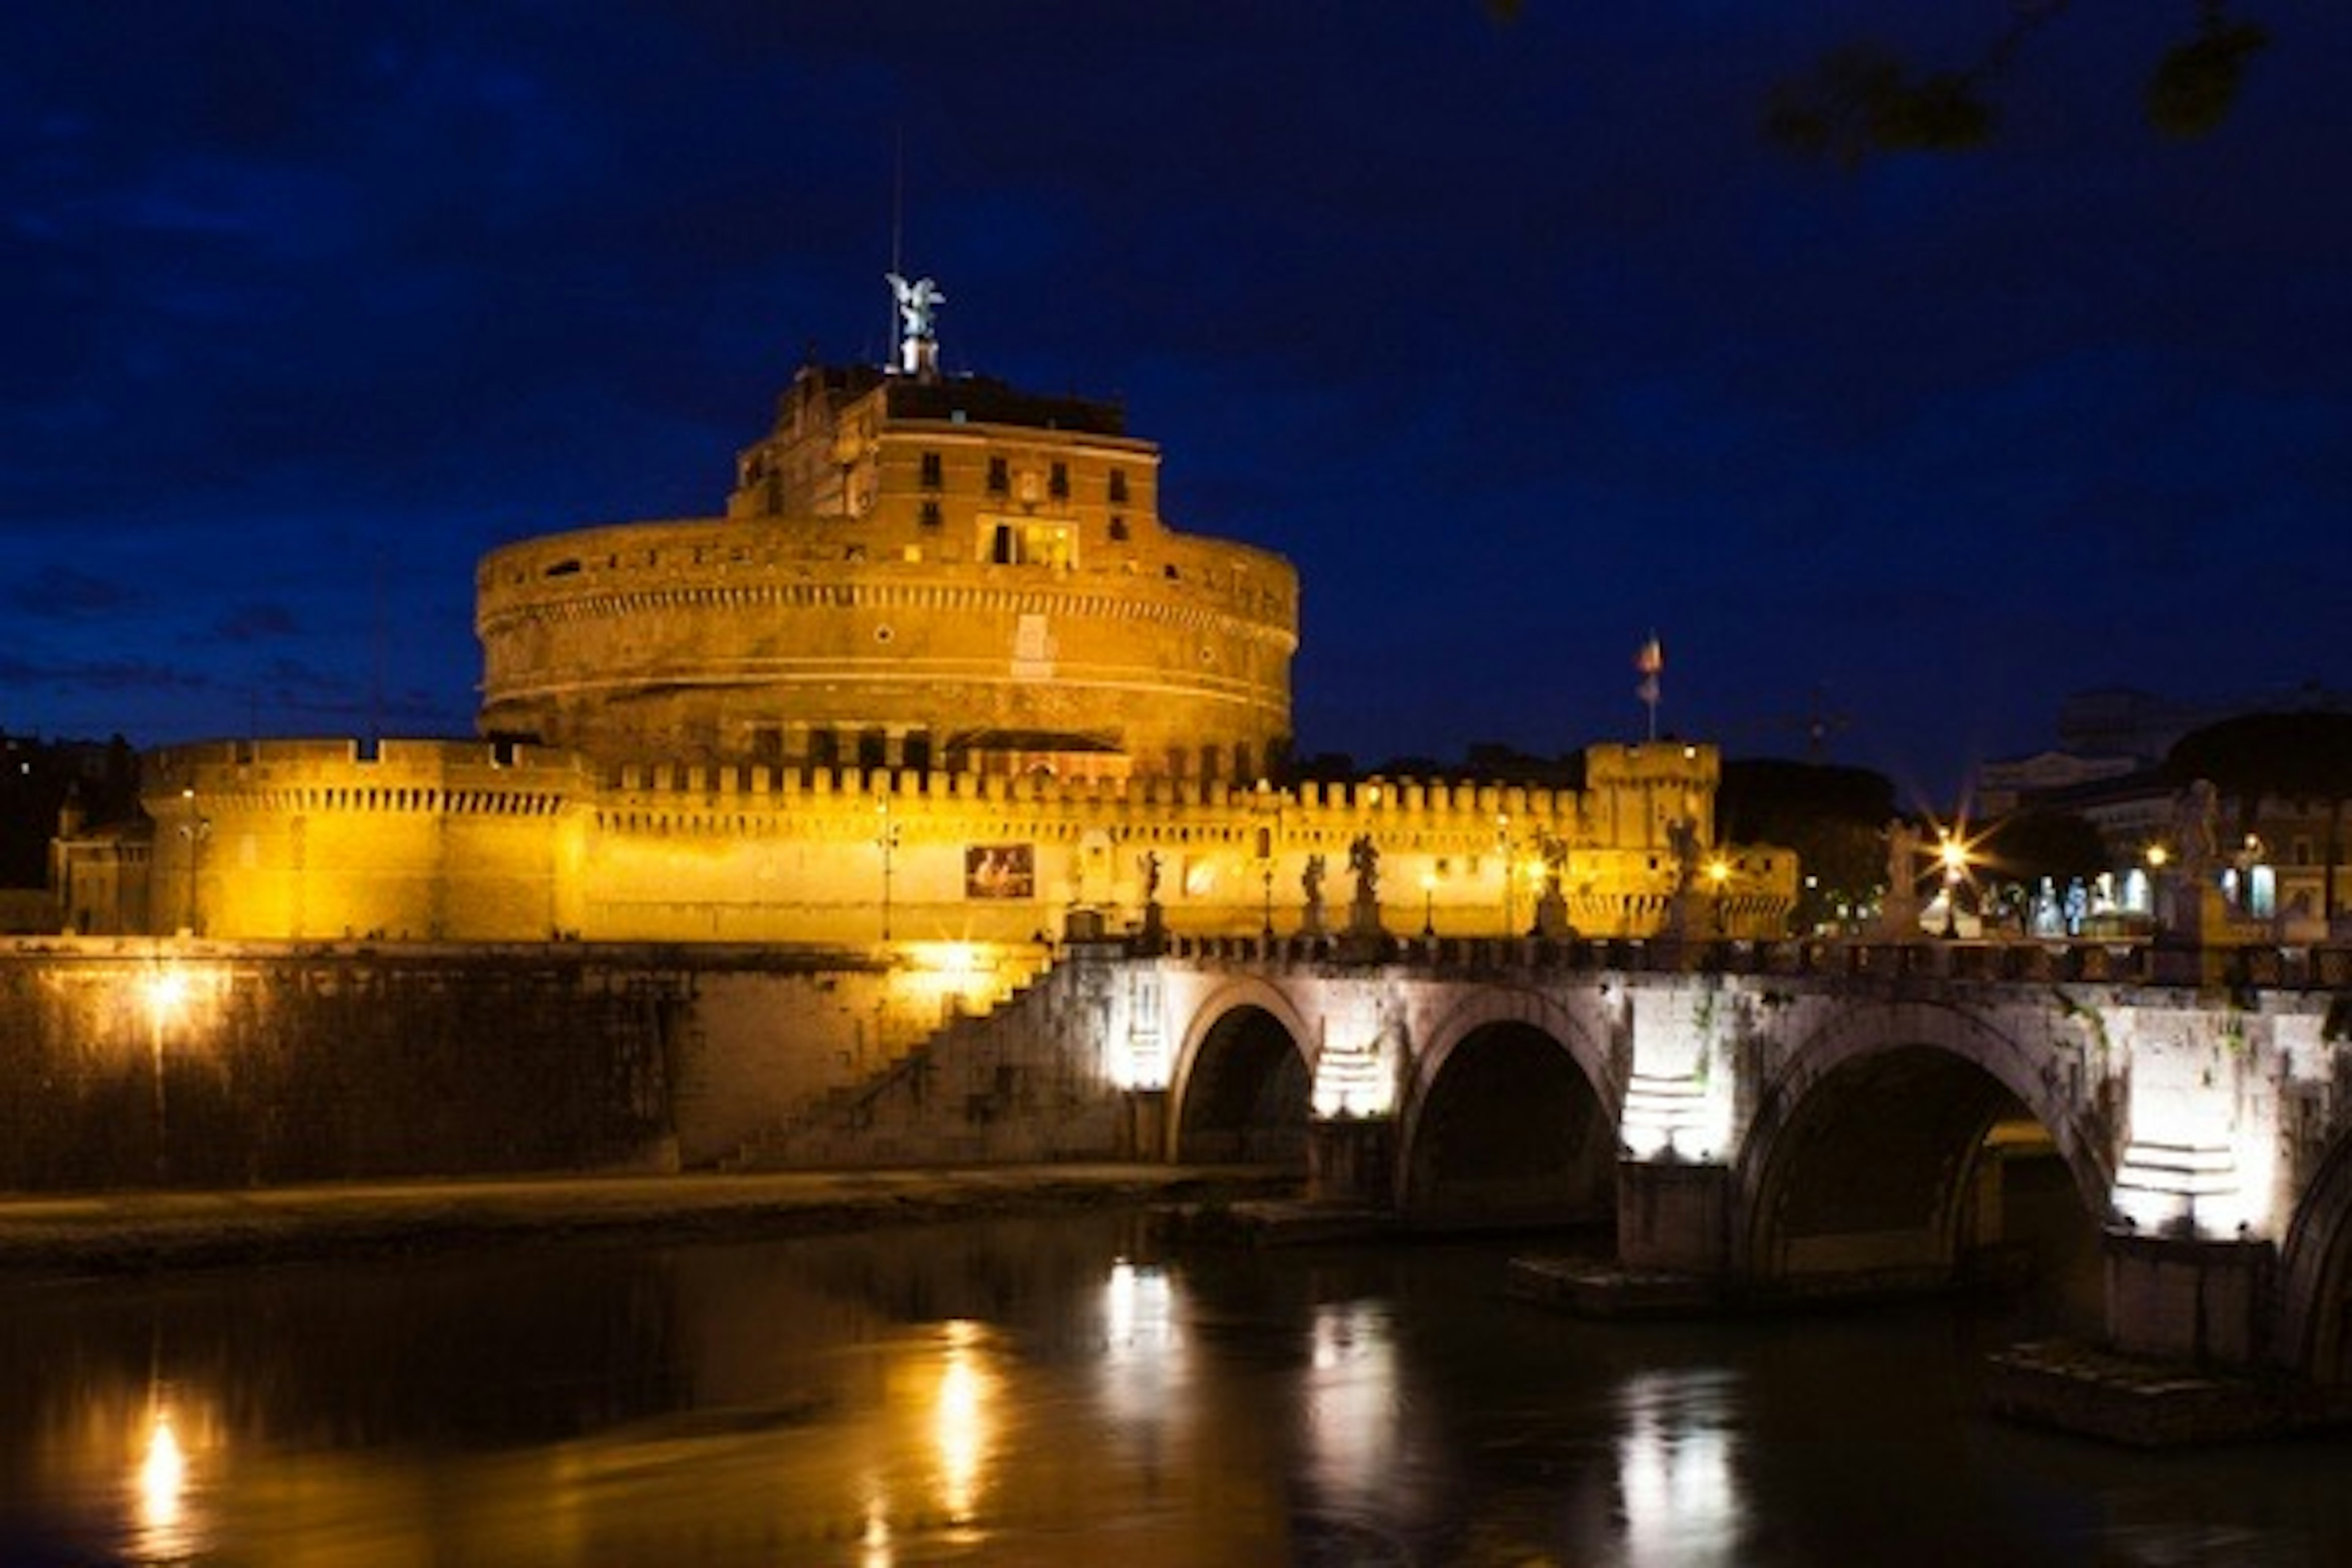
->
[[0, 940, 1046, 1189]]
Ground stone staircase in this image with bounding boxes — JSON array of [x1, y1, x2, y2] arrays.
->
[[718, 956, 1125, 1169]]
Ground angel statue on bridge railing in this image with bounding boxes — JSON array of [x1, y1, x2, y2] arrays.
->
[[1348, 835, 1380, 905]]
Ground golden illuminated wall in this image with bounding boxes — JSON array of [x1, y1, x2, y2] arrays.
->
[[144, 741, 1792, 944], [477, 366, 1298, 782], [145, 741, 595, 942]]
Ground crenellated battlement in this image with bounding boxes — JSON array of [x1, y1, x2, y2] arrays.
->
[[135, 735, 1790, 947]]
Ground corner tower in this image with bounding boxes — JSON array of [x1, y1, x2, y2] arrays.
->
[[476, 281, 1298, 781]]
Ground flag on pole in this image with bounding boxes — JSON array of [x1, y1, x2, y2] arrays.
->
[[1634, 633, 1664, 739]]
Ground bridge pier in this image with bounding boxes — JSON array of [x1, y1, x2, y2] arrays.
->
[[1306, 1116, 1395, 1207], [1616, 1159, 1728, 1275], [2104, 1230, 2275, 1366], [1119, 1089, 1169, 1162]]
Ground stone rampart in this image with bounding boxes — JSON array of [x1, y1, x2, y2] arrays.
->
[[135, 741, 1791, 946], [0, 937, 1046, 1189]]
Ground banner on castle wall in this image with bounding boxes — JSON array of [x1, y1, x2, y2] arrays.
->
[[965, 843, 1035, 900]]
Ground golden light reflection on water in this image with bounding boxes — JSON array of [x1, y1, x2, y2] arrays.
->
[[930, 1319, 990, 1526], [137, 1405, 186, 1535], [127, 1387, 216, 1564], [859, 1316, 1003, 1561]]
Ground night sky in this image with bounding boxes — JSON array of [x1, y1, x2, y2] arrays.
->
[[7, 3, 2348, 807]]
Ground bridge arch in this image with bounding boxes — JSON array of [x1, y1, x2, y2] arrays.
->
[[1167, 977, 1314, 1167], [1733, 1000, 2115, 1309], [2275, 1125, 2352, 1384], [1396, 986, 1621, 1226]]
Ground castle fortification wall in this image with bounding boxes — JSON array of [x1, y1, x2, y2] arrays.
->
[[142, 741, 1793, 945]]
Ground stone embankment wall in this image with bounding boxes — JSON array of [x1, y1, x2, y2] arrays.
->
[[725, 950, 1131, 1170], [0, 938, 1051, 1190]]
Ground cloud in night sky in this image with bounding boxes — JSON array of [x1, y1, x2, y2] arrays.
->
[[2, 2, 2347, 797]]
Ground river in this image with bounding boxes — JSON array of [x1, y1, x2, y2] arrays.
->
[[2, 1210, 2349, 1566]]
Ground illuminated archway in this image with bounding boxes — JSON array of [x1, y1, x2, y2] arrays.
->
[[1170, 1004, 1310, 1167]]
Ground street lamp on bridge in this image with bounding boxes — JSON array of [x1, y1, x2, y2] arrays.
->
[[875, 792, 899, 942], [1938, 831, 1969, 939]]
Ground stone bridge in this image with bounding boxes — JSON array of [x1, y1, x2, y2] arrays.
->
[[1087, 935, 2352, 1388]]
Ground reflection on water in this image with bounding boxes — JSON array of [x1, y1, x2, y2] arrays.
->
[[4, 1219, 2352, 1565], [1615, 1369, 1741, 1568], [134, 1400, 190, 1560]]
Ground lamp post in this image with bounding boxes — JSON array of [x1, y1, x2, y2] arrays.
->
[[1421, 870, 1436, 938], [1707, 857, 1731, 936], [2145, 842, 2169, 933], [1494, 813, 1513, 937], [875, 793, 899, 942], [177, 789, 210, 937], [1939, 832, 1967, 939], [1254, 783, 1279, 938]]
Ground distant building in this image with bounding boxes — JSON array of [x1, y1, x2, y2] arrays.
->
[[1975, 685, 2352, 940], [1974, 750, 2141, 820], [2053, 683, 2352, 767]]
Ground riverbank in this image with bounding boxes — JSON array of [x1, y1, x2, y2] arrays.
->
[[0, 1165, 1297, 1275]]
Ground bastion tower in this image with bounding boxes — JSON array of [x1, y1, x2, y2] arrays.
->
[[476, 277, 1298, 782]]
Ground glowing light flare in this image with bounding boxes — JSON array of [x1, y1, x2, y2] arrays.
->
[[143, 969, 190, 1023], [914, 941, 978, 975]]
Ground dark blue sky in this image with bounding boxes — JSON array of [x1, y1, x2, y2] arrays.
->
[[6, 3, 2347, 805]]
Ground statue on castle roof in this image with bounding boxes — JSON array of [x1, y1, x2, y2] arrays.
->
[[1348, 834, 1380, 904], [886, 272, 944, 359]]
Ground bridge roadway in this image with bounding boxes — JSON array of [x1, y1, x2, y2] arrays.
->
[[1085, 932, 2352, 1392]]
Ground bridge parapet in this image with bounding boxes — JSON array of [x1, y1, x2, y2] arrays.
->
[[1145, 929, 2352, 995]]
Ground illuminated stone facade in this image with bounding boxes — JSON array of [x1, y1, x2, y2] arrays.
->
[[141, 736, 1790, 944], [478, 365, 1297, 783]]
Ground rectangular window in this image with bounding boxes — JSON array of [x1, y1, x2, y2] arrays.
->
[[919, 499, 942, 529], [1108, 469, 1129, 504], [920, 451, 943, 488], [987, 456, 1009, 495], [1049, 461, 1069, 499]]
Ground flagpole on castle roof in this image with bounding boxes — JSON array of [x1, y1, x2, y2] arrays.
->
[[1635, 633, 1664, 743]]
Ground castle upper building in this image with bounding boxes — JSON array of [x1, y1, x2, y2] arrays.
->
[[477, 306, 1296, 785]]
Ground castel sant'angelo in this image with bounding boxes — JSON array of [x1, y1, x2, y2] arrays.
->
[[111, 281, 1793, 947]]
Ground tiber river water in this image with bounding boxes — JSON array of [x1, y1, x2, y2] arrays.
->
[[4, 1210, 2352, 1567]]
